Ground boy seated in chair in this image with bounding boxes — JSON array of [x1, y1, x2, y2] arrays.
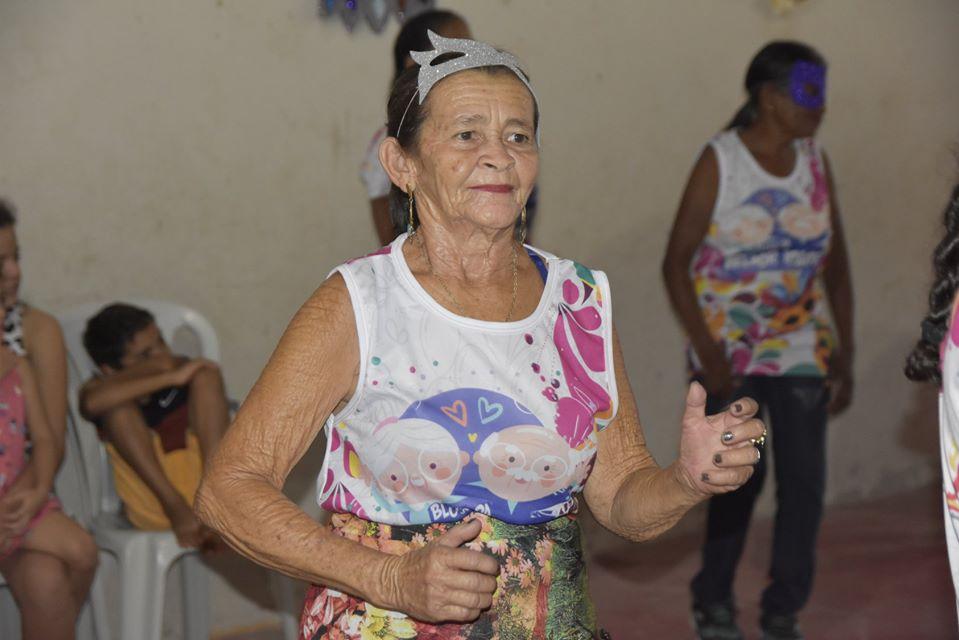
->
[[79, 303, 227, 549]]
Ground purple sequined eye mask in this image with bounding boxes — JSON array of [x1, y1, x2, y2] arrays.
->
[[789, 61, 826, 109]]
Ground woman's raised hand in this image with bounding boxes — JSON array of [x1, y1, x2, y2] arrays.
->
[[676, 381, 765, 497], [379, 518, 500, 623]]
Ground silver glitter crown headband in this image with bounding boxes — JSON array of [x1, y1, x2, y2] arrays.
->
[[396, 30, 538, 140]]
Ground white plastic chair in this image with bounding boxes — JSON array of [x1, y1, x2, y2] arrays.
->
[[55, 403, 111, 640], [58, 299, 299, 640], [0, 574, 18, 638]]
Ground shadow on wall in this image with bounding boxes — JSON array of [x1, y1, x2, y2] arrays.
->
[[893, 324, 940, 476], [898, 376, 941, 474], [810, 330, 942, 506]]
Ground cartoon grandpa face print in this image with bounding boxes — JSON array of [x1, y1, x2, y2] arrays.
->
[[779, 202, 829, 241], [472, 425, 574, 503]]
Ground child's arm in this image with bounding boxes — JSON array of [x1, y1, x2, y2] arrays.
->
[[0, 359, 59, 536], [79, 356, 214, 420], [24, 309, 68, 464]]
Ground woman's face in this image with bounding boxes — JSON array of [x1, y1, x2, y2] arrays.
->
[[767, 85, 824, 139], [409, 70, 539, 234], [0, 227, 21, 307]]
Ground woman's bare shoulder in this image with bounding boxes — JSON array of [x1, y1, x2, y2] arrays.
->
[[272, 272, 358, 369], [22, 305, 64, 338], [21, 305, 65, 355], [295, 272, 353, 330]]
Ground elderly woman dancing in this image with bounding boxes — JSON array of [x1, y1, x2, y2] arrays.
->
[[196, 32, 765, 639]]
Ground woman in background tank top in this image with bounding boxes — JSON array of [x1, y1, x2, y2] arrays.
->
[[663, 42, 855, 640], [361, 10, 472, 246]]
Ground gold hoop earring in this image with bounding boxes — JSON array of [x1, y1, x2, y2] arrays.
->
[[407, 185, 416, 235], [520, 206, 527, 244]]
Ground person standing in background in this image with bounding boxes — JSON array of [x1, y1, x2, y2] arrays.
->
[[361, 10, 472, 246], [662, 42, 854, 640]]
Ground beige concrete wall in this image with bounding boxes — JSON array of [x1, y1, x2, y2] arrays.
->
[[2, 0, 957, 634]]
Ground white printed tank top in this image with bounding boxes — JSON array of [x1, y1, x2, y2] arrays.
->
[[939, 297, 959, 604], [689, 130, 835, 377], [317, 233, 619, 526]]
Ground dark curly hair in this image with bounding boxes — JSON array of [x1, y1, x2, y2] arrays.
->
[[83, 303, 155, 369], [905, 183, 959, 384]]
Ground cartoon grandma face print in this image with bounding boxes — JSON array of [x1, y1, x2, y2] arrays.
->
[[360, 417, 469, 509]]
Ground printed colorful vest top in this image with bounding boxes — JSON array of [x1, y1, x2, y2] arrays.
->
[[689, 130, 835, 377], [317, 233, 619, 526], [939, 298, 959, 595]]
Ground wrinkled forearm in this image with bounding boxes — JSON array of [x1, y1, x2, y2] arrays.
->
[[195, 469, 392, 602], [585, 438, 704, 543], [584, 328, 706, 543], [604, 463, 703, 542]]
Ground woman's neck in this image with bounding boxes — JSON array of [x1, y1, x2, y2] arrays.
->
[[406, 224, 518, 286], [738, 118, 795, 156]]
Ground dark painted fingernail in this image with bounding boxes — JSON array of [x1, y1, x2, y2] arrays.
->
[[733, 402, 743, 413], [713, 453, 723, 464], [722, 431, 734, 443], [701, 472, 710, 482]]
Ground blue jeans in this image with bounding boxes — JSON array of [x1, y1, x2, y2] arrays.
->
[[690, 375, 829, 616]]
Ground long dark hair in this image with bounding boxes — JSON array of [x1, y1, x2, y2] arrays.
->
[[391, 10, 465, 85], [726, 40, 826, 130], [906, 184, 959, 384]]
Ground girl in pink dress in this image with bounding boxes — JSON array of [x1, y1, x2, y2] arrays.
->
[[0, 302, 98, 639]]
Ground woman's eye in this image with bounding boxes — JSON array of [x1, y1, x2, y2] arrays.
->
[[456, 131, 474, 141], [508, 133, 530, 144]]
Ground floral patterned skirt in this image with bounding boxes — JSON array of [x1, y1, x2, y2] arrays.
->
[[299, 512, 598, 640]]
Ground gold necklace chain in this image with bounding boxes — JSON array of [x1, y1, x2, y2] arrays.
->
[[416, 234, 519, 322]]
